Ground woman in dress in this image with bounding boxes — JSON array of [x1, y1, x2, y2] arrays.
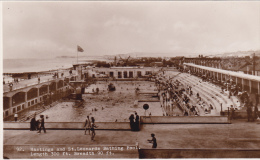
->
[[129, 114, 135, 131]]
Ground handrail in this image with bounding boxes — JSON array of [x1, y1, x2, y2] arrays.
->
[[4, 75, 74, 94]]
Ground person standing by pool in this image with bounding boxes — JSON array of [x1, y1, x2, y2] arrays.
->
[[129, 114, 135, 131], [247, 103, 253, 122], [134, 112, 140, 131], [230, 105, 235, 120], [147, 133, 157, 148], [9, 82, 13, 91], [37, 115, 46, 134], [84, 116, 91, 135], [14, 113, 18, 122], [90, 117, 98, 141], [30, 115, 37, 131]]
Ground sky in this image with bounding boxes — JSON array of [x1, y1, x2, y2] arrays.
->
[[2, 1, 260, 59]]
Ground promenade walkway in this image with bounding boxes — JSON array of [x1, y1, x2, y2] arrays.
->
[[3, 119, 260, 158], [3, 70, 75, 93]]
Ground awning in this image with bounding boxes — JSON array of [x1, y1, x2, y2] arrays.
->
[[184, 63, 260, 82]]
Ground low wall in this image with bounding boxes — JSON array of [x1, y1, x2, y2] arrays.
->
[[3, 122, 131, 130], [139, 149, 260, 158], [221, 110, 260, 119], [4, 116, 230, 130], [140, 116, 229, 124]]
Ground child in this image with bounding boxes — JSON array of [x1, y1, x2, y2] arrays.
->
[[147, 133, 157, 148]]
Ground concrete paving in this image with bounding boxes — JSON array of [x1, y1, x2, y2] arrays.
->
[[3, 119, 260, 158]]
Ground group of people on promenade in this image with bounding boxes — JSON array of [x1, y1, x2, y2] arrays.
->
[[28, 114, 98, 138], [230, 89, 259, 121], [3, 78, 19, 85], [84, 116, 98, 141], [13, 78, 20, 84], [30, 114, 46, 134], [129, 112, 140, 131]]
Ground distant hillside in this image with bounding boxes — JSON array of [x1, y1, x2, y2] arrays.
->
[[56, 56, 76, 58], [208, 50, 260, 57], [103, 52, 194, 60]]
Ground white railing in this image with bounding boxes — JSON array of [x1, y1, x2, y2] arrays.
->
[[4, 74, 75, 93]]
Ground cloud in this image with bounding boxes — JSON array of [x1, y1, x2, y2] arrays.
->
[[2, 1, 260, 59]]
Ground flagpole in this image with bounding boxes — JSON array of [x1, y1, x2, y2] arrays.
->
[[77, 49, 78, 64]]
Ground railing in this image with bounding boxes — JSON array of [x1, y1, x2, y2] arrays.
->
[[4, 74, 74, 93]]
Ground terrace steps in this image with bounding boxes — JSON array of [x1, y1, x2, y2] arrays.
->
[[180, 73, 239, 111]]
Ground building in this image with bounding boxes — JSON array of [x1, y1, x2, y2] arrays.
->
[[184, 63, 260, 94], [3, 77, 72, 119], [85, 67, 161, 79]]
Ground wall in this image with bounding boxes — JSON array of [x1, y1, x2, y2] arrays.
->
[[140, 116, 229, 124], [139, 149, 260, 158], [3, 122, 131, 130], [221, 110, 260, 119]]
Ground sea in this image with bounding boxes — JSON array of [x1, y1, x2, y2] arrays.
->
[[2, 56, 107, 81], [3, 56, 106, 73]]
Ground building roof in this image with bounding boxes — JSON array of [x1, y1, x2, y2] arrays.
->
[[184, 63, 260, 82], [110, 67, 144, 69]]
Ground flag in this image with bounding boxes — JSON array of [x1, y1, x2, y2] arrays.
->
[[77, 45, 84, 52]]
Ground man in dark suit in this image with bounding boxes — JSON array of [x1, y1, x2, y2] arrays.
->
[[135, 112, 140, 131]]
